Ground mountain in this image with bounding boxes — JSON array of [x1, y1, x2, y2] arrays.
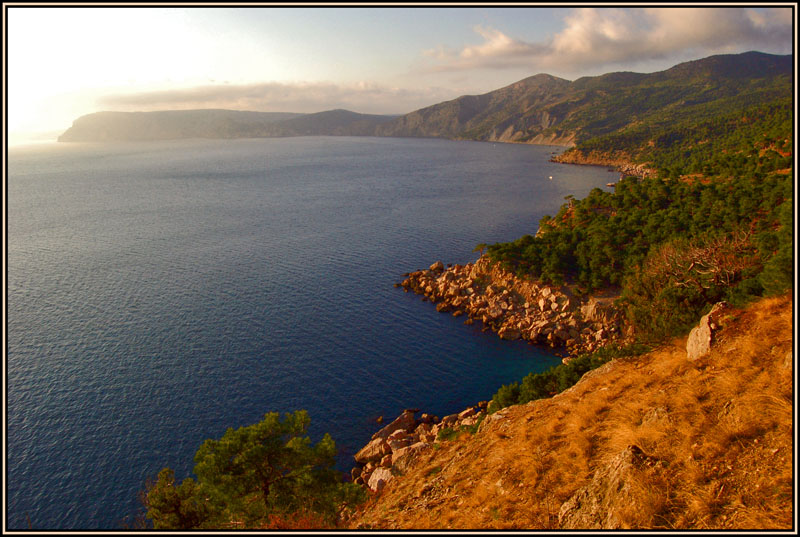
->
[[375, 51, 791, 147], [58, 51, 791, 146], [57, 109, 395, 142], [374, 74, 575, 144], [272, 109, 397, 136], [57, 109, 302, 142]]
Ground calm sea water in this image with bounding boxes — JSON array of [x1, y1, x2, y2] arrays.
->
[[7, 136, 617, 529]]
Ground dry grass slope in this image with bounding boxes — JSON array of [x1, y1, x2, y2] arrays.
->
[[348, 293, 794, 530]]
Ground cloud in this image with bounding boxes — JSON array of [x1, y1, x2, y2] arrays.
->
[[96, 81, 459, 115], [424, 25, 548, 70], [426, 7, 793, 74]]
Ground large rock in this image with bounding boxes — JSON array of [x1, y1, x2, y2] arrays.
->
[[387, 430, 413, 451], [686, 302, 729, 361], [458, 407, 478, 419], [440, 414, 458, 427], [391, 442, 431, 473], [354, 437, 391, 464], [558, 445, 662, 529], [367, 467, 393, 492], [429, 261, 444, 273], [498, 326, 521, 340], [371, 409, 419, 440]]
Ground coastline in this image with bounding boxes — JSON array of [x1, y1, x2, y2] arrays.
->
[[550, 148, 656, 178], [398, 255, 628, 359]]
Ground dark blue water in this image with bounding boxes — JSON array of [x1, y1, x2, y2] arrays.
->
[[7, 136, 617, 529]]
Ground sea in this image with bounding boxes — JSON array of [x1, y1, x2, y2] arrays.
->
[[7, 136, 618, 529]]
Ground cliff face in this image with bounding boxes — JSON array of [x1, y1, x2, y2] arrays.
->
[[347, 293, 793, 530]]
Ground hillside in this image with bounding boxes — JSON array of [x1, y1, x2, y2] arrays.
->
[[57, 109, 302, 142], [347, 293, 793, 530], [57, 108, 395, 142], [377, 52, 790, 148], [374, 73, 574, 144], [58, 51, 791, 148]]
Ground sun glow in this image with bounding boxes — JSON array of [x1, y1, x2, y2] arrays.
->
[[7, 7, 281, 141]]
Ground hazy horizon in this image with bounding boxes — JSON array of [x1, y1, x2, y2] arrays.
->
[[7, 5, 794, 145]]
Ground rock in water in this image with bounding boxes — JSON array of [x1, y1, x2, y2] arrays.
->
[[371, 409, 419, 440]]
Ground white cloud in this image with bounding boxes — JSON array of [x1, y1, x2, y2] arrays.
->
[[96, 81, 459, 116], [426, 7, 793, 74]]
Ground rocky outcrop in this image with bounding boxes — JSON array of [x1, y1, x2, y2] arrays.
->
[[367, 468, 394, 493], [351, 405, 488, 492], [399, 256, 625, 357], [558, 445, 664, 529], [686, 302, 730, 361], [551, 149, 656, 179]]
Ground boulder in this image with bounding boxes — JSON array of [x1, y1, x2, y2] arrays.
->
[[686, 302, 729, 361], [415, 422, 433, 436], [371, 409, 419, 440], [391, 442, 431, 473], [440, 414, 458, 427], [429, 261, 444, 273], [388, 436, 413, 451], [458, 407, 477, 419], [387, 429, 407, 441], [354, 438, 391, 464], [486, 305, 503, 320], [498, 326, 521, 340], [367, 467, 393, 492], [460, 416, 478, 427]]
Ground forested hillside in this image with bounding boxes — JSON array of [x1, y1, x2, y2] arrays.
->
[[484, 53, 793, 381]]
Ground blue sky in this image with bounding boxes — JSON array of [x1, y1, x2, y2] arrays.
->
[[7, 5, 795, 142]]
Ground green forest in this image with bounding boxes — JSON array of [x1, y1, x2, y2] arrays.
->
[[143, 411, 364, 529], [486, 88, 792, 413]]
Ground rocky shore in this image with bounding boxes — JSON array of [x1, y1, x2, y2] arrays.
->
[[350, 405, 488, 492], [351, 255, 631, 493], [397, 255, 627, 358], [551, 149, 656, 178]]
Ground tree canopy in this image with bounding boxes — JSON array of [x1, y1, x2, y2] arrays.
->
[[145, 410, 364, 529]]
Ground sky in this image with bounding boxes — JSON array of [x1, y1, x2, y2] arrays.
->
[[6, 4, 795, 144]]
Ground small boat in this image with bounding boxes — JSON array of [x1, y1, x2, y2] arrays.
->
[[549, 176, 553, 180], [606, 182, 616, 187]]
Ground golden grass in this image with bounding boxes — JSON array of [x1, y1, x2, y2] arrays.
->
[[347, 293, 794, 530]]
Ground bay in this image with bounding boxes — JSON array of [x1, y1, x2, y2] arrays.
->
[[7, 136, 617, 529]]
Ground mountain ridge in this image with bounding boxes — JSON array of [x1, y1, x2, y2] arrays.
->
[[58, 51, 791, 147]]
